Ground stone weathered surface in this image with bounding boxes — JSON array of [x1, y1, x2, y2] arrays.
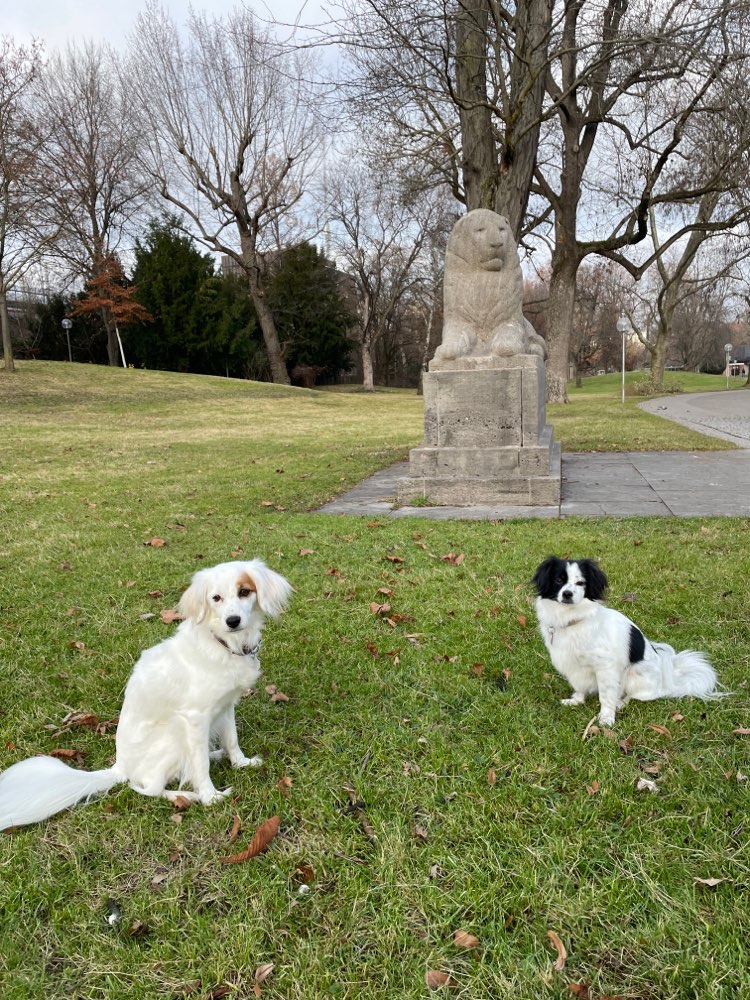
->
[[398, 358, 560, 506], [431, 209, 546, 366], [399, 209, 560, 508]]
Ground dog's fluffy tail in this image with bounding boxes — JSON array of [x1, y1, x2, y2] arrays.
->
[[652, 644, 727, 700], [0, 756, 123, 831]]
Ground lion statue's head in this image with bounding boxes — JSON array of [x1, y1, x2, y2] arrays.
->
[[447, 209, 515, 274]]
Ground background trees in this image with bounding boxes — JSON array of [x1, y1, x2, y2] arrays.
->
[[0, 39, 51, 373], [126, 4, 324, 385]]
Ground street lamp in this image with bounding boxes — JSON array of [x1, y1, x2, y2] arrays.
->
[[61, 318, 73, 363], [724, 342, 733, 389], [617, 315, 630, 404]]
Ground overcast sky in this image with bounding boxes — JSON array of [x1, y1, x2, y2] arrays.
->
[[5, 1, 320, 52]]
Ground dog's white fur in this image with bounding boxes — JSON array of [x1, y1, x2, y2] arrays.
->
[[0, 560, 292, 830], [533, 556, 724, 726]]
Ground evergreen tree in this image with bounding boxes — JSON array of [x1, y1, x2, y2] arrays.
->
[[268, 243, 353, 380]]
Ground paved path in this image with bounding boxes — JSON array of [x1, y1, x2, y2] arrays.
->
[[316, 389, 750, 520]]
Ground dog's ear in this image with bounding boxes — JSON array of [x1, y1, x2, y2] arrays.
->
[[177, 571, 209, 624], [579, 559, 608, 600], [244, 561, 292, 619], [532, 556, 561, 598]]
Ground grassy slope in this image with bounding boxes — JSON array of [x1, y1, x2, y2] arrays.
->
[[1, 363, 748, 1000]]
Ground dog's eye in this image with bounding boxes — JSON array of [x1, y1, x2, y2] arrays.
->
[[238, 587, 252, 598], [575, 580, 585, 587], [211, 594, 222, 603], [555, 575, 566, 586]]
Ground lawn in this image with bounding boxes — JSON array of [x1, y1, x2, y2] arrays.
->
[[1, 363, 748, 1000]]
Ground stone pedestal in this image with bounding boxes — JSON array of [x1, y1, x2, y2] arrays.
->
[[398, 356, 561, 506]]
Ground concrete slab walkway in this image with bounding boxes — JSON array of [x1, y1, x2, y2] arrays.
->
[[315, 389, 750, 520]]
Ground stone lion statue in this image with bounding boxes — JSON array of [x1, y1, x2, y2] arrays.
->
[[432, 209, 546, 365]]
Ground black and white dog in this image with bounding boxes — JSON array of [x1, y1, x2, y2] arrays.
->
[[532, 556, 724, 726]]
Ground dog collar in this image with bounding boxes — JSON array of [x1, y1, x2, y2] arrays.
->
[[215, 637, 261, 658], [546, 618, 583, 644]]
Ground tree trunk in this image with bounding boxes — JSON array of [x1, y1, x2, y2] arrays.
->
[[454, 0, 551, 241], [361, 337, 375, 391], [545, 255, 578, 403], [245, 260, 290, 385], [101, 307, 120, 367], [0, 289, 16, 373]]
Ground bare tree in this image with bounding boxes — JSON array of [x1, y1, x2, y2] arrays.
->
[[127, 4, 324, 385], [333, 0, 554, 240], [327, 163, 442, 390], [34, 41, 148, 366], [0, 38, 54, 373]]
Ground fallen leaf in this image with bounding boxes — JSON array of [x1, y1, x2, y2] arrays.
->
[[293, 861, 315, 884], [220, 815, 281, 863], [647, 724, 672, 739], [48, 748, 82, 760], [264, 684, 277, 694], [441, 552, 465, 566], [453, 929, 480, 949], [148, 590, 163, 598], [377, 587, 393, 596], [733, 728, 750, 735], [260, 501, 274, 507], [425, 969, 457, 990], [586, 780, 601, 795], [365, 641, 379, 658], [160, 609, 184, 624], [298, 548, 315, 556], [254, 963, 275, 984], [277, 775, 293, 797], [671, 712, 685, 722], [227, 815, 241, 842], [172, 795, 193, 811], [487, 768, 497, 786], [618, 735, 634, 755], [67, 640, 86, 651], [144, 537, 167, 547], [385, 554, 404, 564], [127, 919, 147, 937], [470, 663, 485, 676], [516, 615, 527, 628], [370, 602, 392, 614], [568, 984, 591, 999], [270, 691, 289, 703], [636, 777, 658, 793], [694, 876, 728, 887], [620, 592, 638, 602], [547, 929, 567, 971]]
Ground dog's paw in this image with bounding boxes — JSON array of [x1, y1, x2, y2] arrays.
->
[[598, 710, 616, 727], [198, 786, 233, 804], [231, 753, 263, 769], [561, 695, 585, 707]]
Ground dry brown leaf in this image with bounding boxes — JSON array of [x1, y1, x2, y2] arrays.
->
[[547, 929, 567, 971], [254, 963, 275, 984], [220, 815, 281, 863], [277, 775, 293, 797], [487, 768, 497, 786], [172, 795, 193, 811], [227, 814, 241, 843], [453, 929, 480, 949], [370, 602, 392, 614], [385, 554, 405, 563], [647, 723, 672, 739], [694, 876, 728, 887], [586, 780, 601, 796], [270, 691, 289, 703], [671, 712, 685, 722], [298, 548, 315, 556], [160, 609, 184, 624], [425, 969, 457, 990], [733, 728, 750, 735], [67, 640, 86, 651], [516, 615, 527, 628], [568, 984, 591, 999], [144, 537, 167, 547], [441, 552, 465, 566]]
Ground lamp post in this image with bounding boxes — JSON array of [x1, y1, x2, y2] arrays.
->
[[724, 342, 733, 389], [617, 316, 630, 403], [61, 318, 73, 363]]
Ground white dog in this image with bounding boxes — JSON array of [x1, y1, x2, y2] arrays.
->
[[0, 560, 292, 830], [532, 556, 724, 726]]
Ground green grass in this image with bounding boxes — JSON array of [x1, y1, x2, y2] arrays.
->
[[1, 363, 749, 1000], [549, 371, 741, 453]]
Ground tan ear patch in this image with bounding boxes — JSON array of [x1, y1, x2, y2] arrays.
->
[[237, 572, 257, 594]]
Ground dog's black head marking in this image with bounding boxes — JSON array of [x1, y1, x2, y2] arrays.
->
[[532, 556, 608, 602]]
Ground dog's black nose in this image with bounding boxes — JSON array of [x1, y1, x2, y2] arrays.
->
[[561, 590, 573, 601], [225, 615, 241, 630]]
